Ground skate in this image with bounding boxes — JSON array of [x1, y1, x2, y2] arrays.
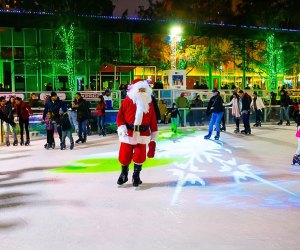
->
[[286, 120, 290, 126], [60, 142, 66, 150], [241, 129, 251, 135], [44, 143, 48, 149], [117, 166, 129, 185], [13, 140, 18, 146], [204, 132, 212, 140], [6, 141, 10, 146], [70, 142, 74, 150], [51, 143, 55, 149], [75, 138, 83, 143], [241, 130, 251, 135], [25, 140, 30, 146], [20, 139, 24, 146], [234, 128, 239, 133], [277, 120, 283, 125], [214, 132, 220, 140], [292, 154, 300, 165], [220, 126, 226, 132]]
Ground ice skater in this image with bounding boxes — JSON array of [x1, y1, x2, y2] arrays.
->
[[204, 88, 224, 140], [170, 103, 181, 134]]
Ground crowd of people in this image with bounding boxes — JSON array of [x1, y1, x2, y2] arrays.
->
[[0, 84, 297, 148], [0, 90, 115, 149]]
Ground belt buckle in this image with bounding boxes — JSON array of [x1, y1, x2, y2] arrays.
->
[[134, 125, 139, 132]]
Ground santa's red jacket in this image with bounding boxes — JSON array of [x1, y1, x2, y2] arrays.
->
[[117, 97, 158, 145]]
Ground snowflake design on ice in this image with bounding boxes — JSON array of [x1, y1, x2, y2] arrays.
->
[[160, 135, 300, 206]]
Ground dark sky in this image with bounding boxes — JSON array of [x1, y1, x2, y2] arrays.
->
[[113, 0, 150, 17]]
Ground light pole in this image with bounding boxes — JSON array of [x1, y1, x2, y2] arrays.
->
[[170, 26, 182, 70]]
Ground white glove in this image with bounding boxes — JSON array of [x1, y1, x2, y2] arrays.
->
[[150, 131, 159, 141], [117, 125, 128, 136]]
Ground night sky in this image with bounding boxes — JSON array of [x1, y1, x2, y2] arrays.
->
[[113, 0, 151, 17]]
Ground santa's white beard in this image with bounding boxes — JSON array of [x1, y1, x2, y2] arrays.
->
[[133, 92, 151, 125]]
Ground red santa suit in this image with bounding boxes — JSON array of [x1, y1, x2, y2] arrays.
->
[[117, 80, 158, 166]]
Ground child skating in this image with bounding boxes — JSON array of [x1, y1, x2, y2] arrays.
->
[[170, 103, 181, 134]]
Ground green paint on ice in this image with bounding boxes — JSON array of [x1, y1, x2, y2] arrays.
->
[[52, 157, 181, 173]]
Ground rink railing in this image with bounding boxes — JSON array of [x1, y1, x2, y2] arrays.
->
[[0, 105, 287, 144]]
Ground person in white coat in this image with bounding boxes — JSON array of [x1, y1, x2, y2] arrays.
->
[[250, 91, 265, 127], [224, 92, 242, 133]]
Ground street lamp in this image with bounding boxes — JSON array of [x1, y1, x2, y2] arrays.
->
[[170, 26, 182, 70]]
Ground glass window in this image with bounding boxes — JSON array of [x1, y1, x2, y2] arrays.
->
[[25, 62, 37, 74], [14, 61, 25, 74], [120, 33, 131, 49], [119, 50, 131, 63], [75, 61, 85, 74], [1, 47, 13, 59], [24, 29, 37, 46], [13, 29, 24, 46], [14, 47, 24, 59], [25, 46, 37, 59], [40, 29, 53, 46], [1, 28, 12, 46], [15, 75, 25, 92], [25, 76, 39, 92], [41, 62, 52, 75]]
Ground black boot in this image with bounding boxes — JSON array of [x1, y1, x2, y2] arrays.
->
[[25, 139, 30, 146], [220, 126, 226, 132], [214, 132, 220, 140], [277, 120, 283, 125], [286, 120, 290, 126], [132, 164, 142, 187], [60, 142, 66, 150], [117, 166, 129, 185], [204, 132, 212, 139], [13, 140, 18, 146], [234, 127, 239, 133], [70, 142, 74, 150], [6, 141, 10, 146], [20, 139, 24, 146], [75, 137, 83, 143]]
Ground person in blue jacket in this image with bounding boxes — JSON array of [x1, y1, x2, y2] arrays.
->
[[42, 91, 67, 147]]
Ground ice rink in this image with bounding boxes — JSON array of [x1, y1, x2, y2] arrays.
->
[[1, 124, 300, 250]]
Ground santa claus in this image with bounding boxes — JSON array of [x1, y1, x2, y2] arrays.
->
[[116, 79, 158, 187]]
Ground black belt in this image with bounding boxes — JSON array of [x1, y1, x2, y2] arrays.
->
[[126, 124, 149, 132]]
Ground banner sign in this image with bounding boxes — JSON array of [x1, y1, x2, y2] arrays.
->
[[40, 92, 66, 101], [0, 93, 24, 101]]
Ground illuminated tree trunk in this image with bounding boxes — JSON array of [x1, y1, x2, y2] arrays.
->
[[266, 33, 283, 91], [56, 23, 76, 97]]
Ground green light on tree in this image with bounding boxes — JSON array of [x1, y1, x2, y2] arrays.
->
[[56, 24, 76, 97], [266, 33, 284, 91]]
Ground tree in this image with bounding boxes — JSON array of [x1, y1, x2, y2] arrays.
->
[[56, 24, 76, 96], [8, 0, 115, 15], [235, 0, 300, 29], [138, 0, 233, 24]]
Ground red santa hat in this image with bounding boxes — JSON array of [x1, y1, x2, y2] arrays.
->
[[129, 79, 150, 90]]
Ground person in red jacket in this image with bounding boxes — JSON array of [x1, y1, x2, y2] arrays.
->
[[96, 95, 106, 136], [116, 79, 158, 187], [15, 97, 33, 145]]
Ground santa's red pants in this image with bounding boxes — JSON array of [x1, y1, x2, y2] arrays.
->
[[118, 142, 146, 166]]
